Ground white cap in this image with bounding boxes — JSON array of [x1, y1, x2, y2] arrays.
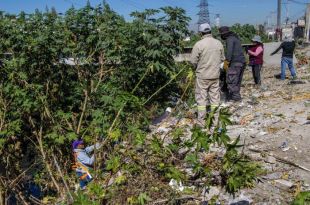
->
[[284, 33, 293, 42], [198, 23, 211, 33]]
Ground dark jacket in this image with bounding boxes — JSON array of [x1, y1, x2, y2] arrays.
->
[[271, 41, 295, 58], [225, 34, 246, 64]]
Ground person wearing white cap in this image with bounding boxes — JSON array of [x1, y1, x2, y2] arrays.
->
[[247, 35, 264, 86], [190, 23, 225, 127]]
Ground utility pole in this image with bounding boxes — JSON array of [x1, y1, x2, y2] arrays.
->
[[197, 0, 210, 28], [305, 3, 310, 42], [277, 0, 282, 41], [277, 0, 282, 28], [283, 1, 290, 25], [215, 14, 220, 28]]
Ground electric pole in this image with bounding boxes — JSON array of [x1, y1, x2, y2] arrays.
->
[[277, 0, 282, 41], [277, 0, 282, 28], [283, 1, 290, 25], [197, 0, 210, 28], [215, 14, 220, 28], [305, 3, 310, 42]]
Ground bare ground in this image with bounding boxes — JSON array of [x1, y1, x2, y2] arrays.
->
[[225, 51, 310, 204]]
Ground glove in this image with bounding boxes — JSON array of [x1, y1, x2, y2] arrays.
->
[[223, 60, 229, 71]]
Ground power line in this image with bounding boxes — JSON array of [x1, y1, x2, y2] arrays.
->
[[288, 0, 310, 5], [118, 0, 144, 10], [63, 0, 83, 7], [290, 8, 306, 19], [161, 0, 177, 7]]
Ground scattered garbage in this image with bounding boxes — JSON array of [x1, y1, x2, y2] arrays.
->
[[156, 126, 171, 133], [230, 200, 250, 205], [274, 179, 294, 190], [279, 140, 290, 152], [152, 107, 172, 125], [228, 191, 252, 205], [258, 131, 268, 136], [169, 179, 184, 192], [289, 80, 306, 85], [146, 55, 310, 204]]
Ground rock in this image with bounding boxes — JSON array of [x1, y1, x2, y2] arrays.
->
[[202, 186, 220, 201], [248, 153, 263, 161], [262, 172, 282, 180], [228, 191, 252, 204], [274, 179, 294, 190], [265, 156, 277, 164], [152, 107, 172, 125], [252, 93, 261, 98], [263, 91, 273, 98], [178, 147, 189, 155], [258, 131, 268, 136], [281, 147, 290, 152]]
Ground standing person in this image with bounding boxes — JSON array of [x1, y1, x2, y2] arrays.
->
[[72, 139, 102, 190], [247, 35, 264, 86], [270, 34, 297, 80], [190, 23, 225, 126], [219, 26, 246, 102]]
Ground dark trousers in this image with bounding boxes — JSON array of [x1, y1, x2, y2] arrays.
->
[[226, 62, 245, 101], [251, 64, 262, 85]]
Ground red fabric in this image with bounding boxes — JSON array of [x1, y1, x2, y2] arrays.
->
[[249, 44, 264, 65]]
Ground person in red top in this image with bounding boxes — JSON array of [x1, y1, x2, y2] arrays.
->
[[247, 35, 264, 86]]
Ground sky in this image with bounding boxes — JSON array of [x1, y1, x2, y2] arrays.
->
[[0, 0, 309, 28]]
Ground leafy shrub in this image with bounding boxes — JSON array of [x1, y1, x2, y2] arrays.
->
[[0, 2, 262, 204]]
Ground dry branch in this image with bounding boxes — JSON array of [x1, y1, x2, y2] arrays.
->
[[248, 148, 310, 172]]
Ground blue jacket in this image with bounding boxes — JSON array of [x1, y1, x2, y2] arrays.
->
[[73, 143, 101, 168]]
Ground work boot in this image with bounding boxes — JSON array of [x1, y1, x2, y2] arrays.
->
[[274, 73, 282, 79]]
